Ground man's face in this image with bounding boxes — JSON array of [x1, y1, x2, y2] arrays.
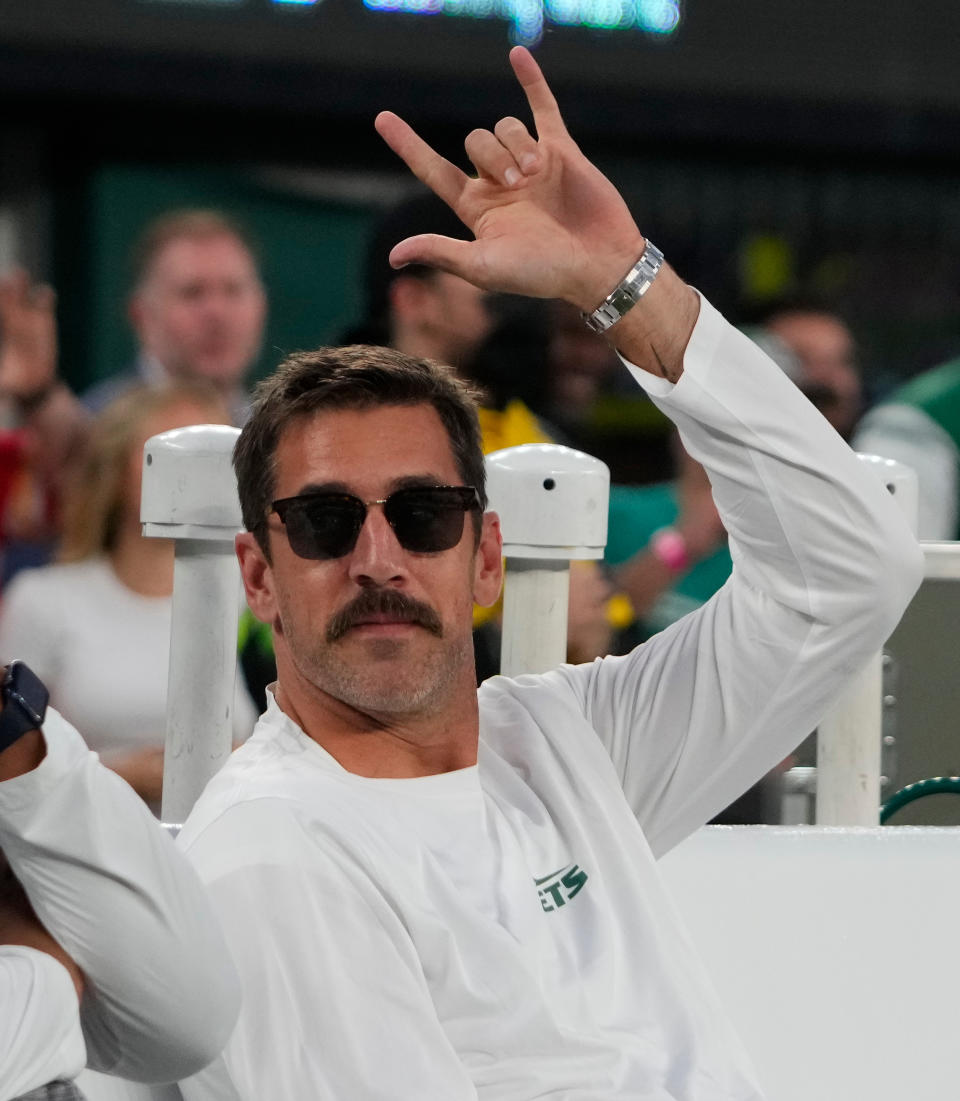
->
[[130, 233, 267, 388], [766, 312, 861, 437], [239, 403, 501, 718], [403, 271, 493, 365]]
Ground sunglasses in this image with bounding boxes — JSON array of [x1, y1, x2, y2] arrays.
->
[[271, 485, 481, 560]]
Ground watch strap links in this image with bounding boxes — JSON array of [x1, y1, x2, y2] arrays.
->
[[582, 240, 665, 335]]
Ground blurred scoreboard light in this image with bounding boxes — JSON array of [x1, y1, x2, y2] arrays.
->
[[360, 0, 681, 47]]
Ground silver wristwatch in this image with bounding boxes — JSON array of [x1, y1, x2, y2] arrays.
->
[[582, 240, 664, 334]]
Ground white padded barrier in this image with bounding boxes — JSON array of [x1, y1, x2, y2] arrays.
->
[[82, 824, 960, 1101], [660, 825, 960, 1100]]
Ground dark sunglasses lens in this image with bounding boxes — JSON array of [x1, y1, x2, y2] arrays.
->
[[386, 489, 470, 553], [285, 498, 364, 560]]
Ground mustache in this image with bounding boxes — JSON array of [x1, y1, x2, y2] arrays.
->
[[326, 588, 443, 642]]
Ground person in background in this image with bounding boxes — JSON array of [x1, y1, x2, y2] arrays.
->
[[0, 210, 267, 580], [82, 209, 267, 424], [749, 298, 863, 440], [0, 273, 87, 581], [0, 384, 256, 809], [853, 355, 960, 540], [374, 193, 615, 669], [606, 438, 730, 642], [0, 663, 240, 1099]]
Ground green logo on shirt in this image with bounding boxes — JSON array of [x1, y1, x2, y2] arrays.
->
[[534, 864, 588, 912]]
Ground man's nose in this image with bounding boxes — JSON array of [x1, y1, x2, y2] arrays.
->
[[346, 504, 408, 587]]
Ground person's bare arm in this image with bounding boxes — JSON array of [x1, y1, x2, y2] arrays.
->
[[375, 46, 699, 382], [613, 453, 727, 621], [106, 745, 165, 806]]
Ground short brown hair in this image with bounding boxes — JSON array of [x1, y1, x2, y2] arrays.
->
[[234, 345, 487, 556], [130, 209, 258, 290]]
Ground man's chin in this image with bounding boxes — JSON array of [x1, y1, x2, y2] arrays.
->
[[185, 358, 249, 386]]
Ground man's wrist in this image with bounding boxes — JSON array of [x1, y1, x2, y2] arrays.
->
[[604, 269, 699, 383], [582, 240, 664, 335], [0, 728, 46, 781], [0, 664, 49, 778], [575, 233, 648, 315]]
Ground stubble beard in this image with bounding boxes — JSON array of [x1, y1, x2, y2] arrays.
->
[[293, 627, 472, 716]]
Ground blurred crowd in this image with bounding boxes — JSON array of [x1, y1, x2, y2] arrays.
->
[[1, 191, 956, 820]]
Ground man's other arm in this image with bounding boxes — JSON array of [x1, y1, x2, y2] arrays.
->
[[0, 709, 240, 1083]]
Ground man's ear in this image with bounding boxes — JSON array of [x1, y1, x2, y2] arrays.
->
[[236, 531, 276, 626], [473, 512, 504, 608]]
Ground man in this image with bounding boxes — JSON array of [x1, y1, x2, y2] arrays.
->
[[754, 298, 863, 440], [0, 663, 240, 1098], [363, 192, 496, 374], [81, 209, 267, 425], [178, 48, 921, 1099], [0, 209, 266, 572]]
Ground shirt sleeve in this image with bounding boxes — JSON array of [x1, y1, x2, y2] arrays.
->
[[0, 945, 86, 1099], [0, 709, 241, 1084], [550, 295, 923, 857], [179, 799, 479, 1101]]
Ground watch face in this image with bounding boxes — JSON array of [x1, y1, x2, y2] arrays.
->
[[5, 662, 49, 728]]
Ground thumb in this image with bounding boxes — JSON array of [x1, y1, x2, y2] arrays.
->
[[388, 234, 477, 283]]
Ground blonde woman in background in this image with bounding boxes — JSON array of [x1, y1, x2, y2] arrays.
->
[[0, 383, 256, 809]]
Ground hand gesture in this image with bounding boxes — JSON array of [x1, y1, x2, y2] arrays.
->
[[375, 47, 645, 314], [0, 268, 58, 402]]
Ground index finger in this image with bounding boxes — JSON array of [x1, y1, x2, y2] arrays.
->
[[508, 46, 568, 140], [375, 111, 471, 215]]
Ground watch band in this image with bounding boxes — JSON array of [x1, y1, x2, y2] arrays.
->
[[582, 240, 665, 335], [0, 661, 49, 754]]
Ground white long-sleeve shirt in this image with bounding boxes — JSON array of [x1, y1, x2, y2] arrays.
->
[[0, 710, 241, 1086], [177, 296, 922, 1100], [0, 946, 86, 1100]]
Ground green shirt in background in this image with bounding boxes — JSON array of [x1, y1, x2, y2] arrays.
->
[[605, 484, 733, 639]]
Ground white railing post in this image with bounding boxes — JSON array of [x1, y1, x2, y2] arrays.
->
[[815, 454, 919, 825], [140, 424, 243, 826], [485, 444, 609, 677]]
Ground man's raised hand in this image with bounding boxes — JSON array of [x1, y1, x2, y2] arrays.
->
[[374, 47, 646, 314]]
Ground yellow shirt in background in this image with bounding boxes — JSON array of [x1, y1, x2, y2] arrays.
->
[[475, 400, 631, 632]]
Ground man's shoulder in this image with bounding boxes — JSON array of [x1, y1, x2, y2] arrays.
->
[[478, 666, 606, 758], [177, 723, 372, 877]]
